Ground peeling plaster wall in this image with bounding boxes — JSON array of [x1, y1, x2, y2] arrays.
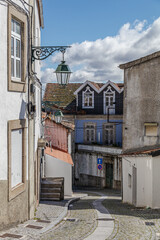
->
[[123, 56, 160, 150]]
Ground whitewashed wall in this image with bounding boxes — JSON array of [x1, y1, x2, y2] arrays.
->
[[33, 0, 42, 152], [122, 156, 153, 207], [152, 155, 160, 208], [45, 154, 72, 196], [0, 2, 29, 182]]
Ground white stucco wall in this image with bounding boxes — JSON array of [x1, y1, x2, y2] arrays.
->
[[45, 154, 72, 196], [152, 155, 160, 208], [122, 156, 153, 207], [0, 2, 29, 181], [33, 0, 42, 152]]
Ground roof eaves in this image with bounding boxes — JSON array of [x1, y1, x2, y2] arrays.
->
[[119, 51, 160, 70], [37, 0, 44, 28], [74, 80, 99, 95], [99, 80, 122, 93]]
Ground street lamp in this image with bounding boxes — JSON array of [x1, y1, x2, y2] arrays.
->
[[54, 110, 63, 123], [55, 50, 72, 85], [32, 46, 72, 85]]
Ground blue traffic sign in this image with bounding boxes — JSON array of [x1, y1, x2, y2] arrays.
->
[[97, 158, 103, 165], [97, 164, 103, 170]]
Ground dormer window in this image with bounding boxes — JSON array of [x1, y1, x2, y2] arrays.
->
[[104, 86, 115, 114], [82, 86, 94, 108]]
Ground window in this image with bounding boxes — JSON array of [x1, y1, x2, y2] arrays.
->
[[144, 123, 158, 137], [8, 6, 27, 92], [104, 86, 115, 114], [128, 174, 131, 188], [82, 86, 94, 108], [84, 123, 96, 143], [103, 124, 115, 145], [11, 19, 21, 80], [8, 119, 27, 201]]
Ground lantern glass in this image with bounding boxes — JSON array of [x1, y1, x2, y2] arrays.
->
[[54, 110, 63, 123], [55, 61, 72, 85]]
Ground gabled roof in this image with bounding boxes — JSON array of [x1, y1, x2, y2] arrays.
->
[[98, 80, 123, 93], [74, 80, 124, 95], [43, 81, 124, 113], [74, 81, 100, 94]]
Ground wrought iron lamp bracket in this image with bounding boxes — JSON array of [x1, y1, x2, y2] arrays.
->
[[32, 46, 71, 62]]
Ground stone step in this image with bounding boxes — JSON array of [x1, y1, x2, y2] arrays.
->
[[41, 188, 61, 193], [41, 192, 61, 199], [41, 183, 62, 188], [41, 197, 60, 201], [42, 177, 64, 182]]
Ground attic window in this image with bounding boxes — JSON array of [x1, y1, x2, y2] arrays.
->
[[82, 86, 94, 109], [144, 123, 158, 137]]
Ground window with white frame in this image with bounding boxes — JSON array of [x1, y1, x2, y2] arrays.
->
[[104, 86, 115, 114], [8, 6, 27, 92], [84, 123, 96, 143], [11, 19, 21, 81], [103, 124, 115, 145], [82, 87, 94, 108]]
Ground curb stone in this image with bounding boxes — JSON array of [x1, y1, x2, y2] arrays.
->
[[39, 196, 82, 234]]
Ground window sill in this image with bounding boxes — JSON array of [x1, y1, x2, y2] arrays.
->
[[8, 80, 26, 92], [9, 182, 26, 201]]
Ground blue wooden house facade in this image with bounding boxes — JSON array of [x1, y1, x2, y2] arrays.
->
[[74, 80, 123, 148], [73, 80, 123, 189], [43, 80, 124, 189]]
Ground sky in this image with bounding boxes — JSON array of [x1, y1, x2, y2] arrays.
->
[[41, 0, 160, 88]]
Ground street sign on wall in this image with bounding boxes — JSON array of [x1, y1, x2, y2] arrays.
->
[[97, 158, 103, 165], [97, 164, 103, 170]]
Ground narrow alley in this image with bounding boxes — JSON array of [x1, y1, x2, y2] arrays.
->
[[1, 190, 160, 240]]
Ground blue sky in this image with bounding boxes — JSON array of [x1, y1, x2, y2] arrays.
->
[[41, 0, 160, 85]]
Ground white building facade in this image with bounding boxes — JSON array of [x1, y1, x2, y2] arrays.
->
[[0, 0, 44, 229], [120, 51, 160, 208]]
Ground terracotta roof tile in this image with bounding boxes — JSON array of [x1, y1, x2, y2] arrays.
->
[[43, 83, 81, 108], [45, 147, 73, 165]]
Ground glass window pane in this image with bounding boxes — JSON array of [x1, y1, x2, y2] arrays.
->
[[11, 19, 14, 32], [16, 21, 21, 35], [11, 58, 14, 77], [16, 39, 20, 58], [106, 97, 109, 106], [89, 97, 92, 106], [110, 97, 113, 106], [11, 37, 14, 56], [16, 60, 20, 78]]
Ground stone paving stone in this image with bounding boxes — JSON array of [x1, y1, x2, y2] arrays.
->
[[39, 195, 98, 240], [102, 190, 160, 240]]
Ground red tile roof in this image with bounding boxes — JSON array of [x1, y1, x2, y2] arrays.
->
[[45, 147, 73, 165]]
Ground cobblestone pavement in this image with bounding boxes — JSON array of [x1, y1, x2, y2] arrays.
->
[[39, 194, 99, 240], [102, 190, 160, 240], [1, 190, 160, 240]]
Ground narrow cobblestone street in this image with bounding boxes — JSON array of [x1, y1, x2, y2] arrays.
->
[[39, 190, 160, 240], [39, 194, 99, 240], [102, 190, 160, 240], [1, 190, 160, 240]]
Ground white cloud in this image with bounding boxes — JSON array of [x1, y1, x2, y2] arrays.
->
[[41, 18, 160, 85]]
